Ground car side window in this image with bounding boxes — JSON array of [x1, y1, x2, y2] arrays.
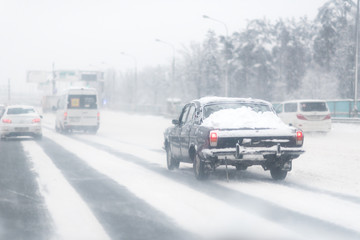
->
[[275, 104, 283, 114], [58, 95, 66, 109], [185, 105, 195, 124], [179, 105, 190, 124], [284, 103, 297, 112]]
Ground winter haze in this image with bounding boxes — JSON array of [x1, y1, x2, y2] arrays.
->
[[1, 1, 360, 240], [0, 0, 332, 105]]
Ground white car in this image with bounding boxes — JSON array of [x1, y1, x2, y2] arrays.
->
[[275, 100, 331, 133], [0, 105, 43, 140]]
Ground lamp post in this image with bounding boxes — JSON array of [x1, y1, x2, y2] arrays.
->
[[120, 52, 138, 108], [353, 0, 360, 117], [203, 15, 229, 97], [155, 38, 176, 95]]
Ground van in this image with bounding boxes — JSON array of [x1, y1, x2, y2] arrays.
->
[[55, 87, 100, 134], [275, 99, 331, 133]]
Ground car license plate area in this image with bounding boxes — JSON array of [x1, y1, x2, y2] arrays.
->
[[14, 127, 29, 132], [69, 117, 81, 122], [306, 115, 325, 121]]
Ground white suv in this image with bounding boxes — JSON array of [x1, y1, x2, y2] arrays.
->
[[275, 100, 331, 133]]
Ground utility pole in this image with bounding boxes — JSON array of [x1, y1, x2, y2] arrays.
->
[[7, 78, 11, 104], [155, 39, 176, 97], [353, 0, 360, 117], [120, 52, 138, 109], [203, 15, 229, 97], [52, 62, 56, 95]]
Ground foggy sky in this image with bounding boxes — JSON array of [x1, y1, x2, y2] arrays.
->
[[0, 0, 327, 92]]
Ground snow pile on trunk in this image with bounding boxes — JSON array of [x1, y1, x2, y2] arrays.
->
[[202, 107, 289, 129]]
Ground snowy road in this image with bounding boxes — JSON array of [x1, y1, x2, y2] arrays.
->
[[0, 110, 359, 240]]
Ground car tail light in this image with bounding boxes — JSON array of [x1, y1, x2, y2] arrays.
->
[[297, 114, 307, 120], [2, 119, 12, 124], [97, 112, 100, 121], [64, 112, 68, 120], [323, 114, 331, 120], [296, 130, 304, 145], [32, 118, 41, 123], [210, 131, 218, 147]]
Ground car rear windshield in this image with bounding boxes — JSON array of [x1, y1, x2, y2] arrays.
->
[[300, 102, 328, 112], [7, 108, 35, 114], [68, 95, 97, 109], [203, 102, 271, 118]]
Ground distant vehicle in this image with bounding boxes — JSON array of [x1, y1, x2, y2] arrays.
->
[[275, 100, 331, 133], [0, 104, 5, 118], [42, 95, 59, 112], [55, 87, 100, 134], [164, 97, 305, 180], [0, 105, 43, 140]]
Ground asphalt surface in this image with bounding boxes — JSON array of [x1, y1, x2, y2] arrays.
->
[[1, 133, 360, 240], [0, 139, 53, 240], [0, 137, 195, 240]]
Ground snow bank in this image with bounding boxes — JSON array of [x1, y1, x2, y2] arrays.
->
[[202, 107, 289, 129]]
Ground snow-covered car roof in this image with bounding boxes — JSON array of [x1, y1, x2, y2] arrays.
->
[[59, 87, 98, 95], [194, 96, 272, 106], [201, 106, 291, 129]]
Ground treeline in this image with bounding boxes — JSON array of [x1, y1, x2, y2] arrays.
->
[[104, 0, 359, 110]]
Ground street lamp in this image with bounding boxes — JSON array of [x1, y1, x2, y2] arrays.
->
[[203, 14, 229, 97], [120, 52, 138, 108], [155, 38, 176, 95]]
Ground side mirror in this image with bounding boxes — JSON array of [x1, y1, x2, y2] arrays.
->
[[172, 119, 179, 125]]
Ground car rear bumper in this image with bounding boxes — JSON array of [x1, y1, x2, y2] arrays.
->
[[202, 144, 304, 162], [295, 120, 331, 132], [1, 125, 42, 137]]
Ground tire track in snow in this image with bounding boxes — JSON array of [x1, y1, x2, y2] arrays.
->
[[41, 129, 305, 240], [0, 139, 53, 240], [35, 136, 197, 240], [22, 140, 111, 240], [69, 133, 360, 240]]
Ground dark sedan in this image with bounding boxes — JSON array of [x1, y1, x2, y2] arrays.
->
[[164, 97, 304, 180]]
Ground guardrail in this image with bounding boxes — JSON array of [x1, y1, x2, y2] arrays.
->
[[332, 117, 360, 124]]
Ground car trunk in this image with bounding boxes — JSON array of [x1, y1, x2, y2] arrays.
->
[[214, 128, 297, 149], [67, 109, 98, 126]]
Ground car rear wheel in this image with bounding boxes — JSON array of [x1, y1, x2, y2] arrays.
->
[[34, 134, 42, 140], [236, 165, 248, 171], [270, 167, 287, 180], [55, 123, 60, 133], [193, 154, 209, 180], [166, 145, 179, 170]]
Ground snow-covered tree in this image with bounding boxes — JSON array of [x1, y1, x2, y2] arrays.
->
[[232, 19, 275, 100]]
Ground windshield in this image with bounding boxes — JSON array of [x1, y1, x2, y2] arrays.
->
[[203, 102, 271, 118], [67, 95, 97, 109], [7, 107, 35, 115], [300, 102, 328, 112]]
